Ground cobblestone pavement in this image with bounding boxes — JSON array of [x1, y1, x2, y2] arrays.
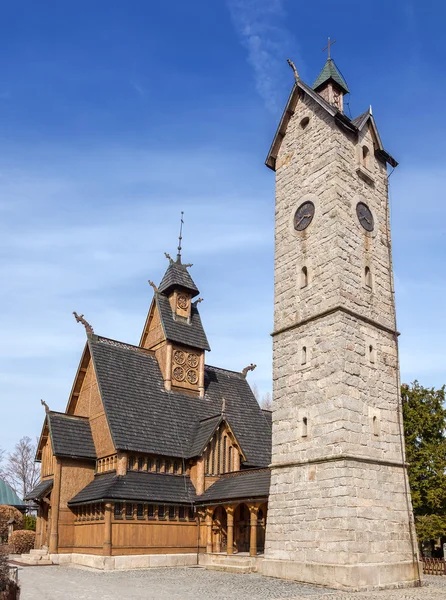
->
[[17, 565, 446, 600]]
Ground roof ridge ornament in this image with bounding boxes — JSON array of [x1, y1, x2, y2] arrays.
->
[[164, 252, 174, 264], [193, 297, 203, 306], [148, 280, 159, 293], [242, 363, 257, 378], [287, 58, 299, 83], [40, 399, 50, 414], [73, 311, 94, 335]]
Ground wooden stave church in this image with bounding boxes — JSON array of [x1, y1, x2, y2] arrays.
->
[[25, 252, 272, 558]]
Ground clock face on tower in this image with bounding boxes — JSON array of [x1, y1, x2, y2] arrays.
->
[[356, 202, 374, 232], [294, 201, 315, 231]]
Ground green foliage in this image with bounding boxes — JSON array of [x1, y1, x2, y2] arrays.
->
[[22, 515, 36, 532], [415, 515, 446, 542], [402, 381, 446, 543]]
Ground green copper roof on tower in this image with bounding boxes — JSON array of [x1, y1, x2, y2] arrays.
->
[[313, 58, 349, 94]]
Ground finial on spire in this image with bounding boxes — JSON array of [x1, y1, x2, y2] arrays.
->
[[177, 211, 184, 263], [73, 311, 94, 334], [322, 37, 336, 59], [41, 399, 50, 413], [242, 363, 257, 378]]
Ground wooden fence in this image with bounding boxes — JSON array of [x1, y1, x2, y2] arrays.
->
[[422, 557, 446, 575]]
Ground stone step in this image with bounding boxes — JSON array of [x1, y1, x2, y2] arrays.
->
[[208, 556, 252, 567], [29, 549, 48, 557], [20, 553, 52, 565], [207, 564, 251, 574]]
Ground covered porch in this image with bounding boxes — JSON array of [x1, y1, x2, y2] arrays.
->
[[195, 468, 270, 558]]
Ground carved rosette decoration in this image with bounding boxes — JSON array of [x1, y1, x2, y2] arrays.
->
[[187, 369, 198, 384], [187, 354, 199, 368], [177, 293, 189, 310], [173, 366, 185, 382], [173, 350, 186, 365], [172, 348, 199, 386]]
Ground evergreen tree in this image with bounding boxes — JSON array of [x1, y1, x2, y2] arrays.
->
[[402, 381, 446, 543]]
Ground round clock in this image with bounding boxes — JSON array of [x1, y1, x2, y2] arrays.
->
[[294, 201, 315, 231], [356, 202, 374, 232]]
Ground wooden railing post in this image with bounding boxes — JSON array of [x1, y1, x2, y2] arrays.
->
[[226, 506, 234, 555], [103, 503, 112, 556]]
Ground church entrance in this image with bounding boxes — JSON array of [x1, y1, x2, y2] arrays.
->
[[212, 506, 227, 553], [233, 503, 250, 553]]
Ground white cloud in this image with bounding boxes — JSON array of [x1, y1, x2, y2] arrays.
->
[[227, 0, 301, 112]]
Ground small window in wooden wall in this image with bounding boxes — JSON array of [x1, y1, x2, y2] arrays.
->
[[168, 505, 176, 520], [156, 459, 162, 473], [179, 506, 186, 520], [114, 503, 122, 519], [148, 504, 155, 519], [125, 504, 134, 520], [158, 505, 165, 520], [137, 504, 144, 519]]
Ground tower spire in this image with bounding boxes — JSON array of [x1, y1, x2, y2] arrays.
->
[[177, 211, 184, 263]]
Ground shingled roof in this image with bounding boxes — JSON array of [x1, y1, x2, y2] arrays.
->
[[88, 336, 271, 468], [313, 58, 350, 94], [196, 469, 271, 504], [68, 471, 196, 506], [158, 259, 199, 297], [24, 478, 53, 501], [48, 412, 96, 460], [156, 294, 210, 351]]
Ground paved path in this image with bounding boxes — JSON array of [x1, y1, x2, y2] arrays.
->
[[17, 565, 446, 600]]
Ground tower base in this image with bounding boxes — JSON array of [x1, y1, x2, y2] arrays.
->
[[261, 559, 422, 591]]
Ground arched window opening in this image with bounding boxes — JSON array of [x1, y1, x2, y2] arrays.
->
[[138, 457, 144, 471], [301, 266, 308, 289], [228, 446, 233, 472], [300, 116, 310, 130], [302, 417, 308, 437], [362, 145, 370, 169], [301, 346, 307, 365]]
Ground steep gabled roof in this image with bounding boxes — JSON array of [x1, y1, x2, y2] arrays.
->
[[48, 412, 96, 460], [156, 294, 210, 351], [187, 414, 246, 460], [87, 336, 271, 467], [265, 79, 397, 170], [313, 58, 349, 94], [24, 478, 53, 502], [158, 259, 199, 297], [68, 471, 196, 506], [196, 469, 271, 504]]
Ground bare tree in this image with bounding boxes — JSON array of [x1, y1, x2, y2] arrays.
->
[[261, 392, 273, 411], [3, 437, 40, 499], [251, 383, 260, 401]]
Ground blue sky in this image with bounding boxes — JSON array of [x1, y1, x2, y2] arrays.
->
[[0, 0, 445, 455]]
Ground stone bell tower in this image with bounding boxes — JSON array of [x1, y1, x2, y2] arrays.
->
[[261, 54, 420, 590]]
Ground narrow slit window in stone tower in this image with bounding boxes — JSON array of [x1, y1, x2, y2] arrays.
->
[[369, 344, 375, 364], [372, 415, 380, 436], [300, 116, 310, 129], [362, 145, 370, 169], [301, 266, 308, 288], [302, 417, 308, 437], [365, 266, 372, 289], [301, 346, 307, 365]]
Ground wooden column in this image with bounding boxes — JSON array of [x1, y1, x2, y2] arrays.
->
[[205, 508, 213, 553], [233, 448, 241, 471], [226, 506, 234, 555], [35, 508, 42, 549], [103, 503, 112, 556], [249, 506, 258, 557], [196, 456, 205, 495], [165, 343, 173, 391], [49, 460, 62, 554]]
